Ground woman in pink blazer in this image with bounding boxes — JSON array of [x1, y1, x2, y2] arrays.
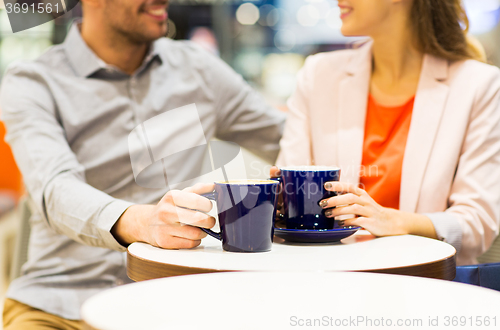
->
[[276, 0, 500, 265]]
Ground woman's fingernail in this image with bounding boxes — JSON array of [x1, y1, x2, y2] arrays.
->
[[319, 200, 328, 208], [325, 210, 333, 217], [324, 182, 332, 189]]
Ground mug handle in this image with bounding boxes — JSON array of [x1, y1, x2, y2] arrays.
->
[[200, 192, 222, 241]]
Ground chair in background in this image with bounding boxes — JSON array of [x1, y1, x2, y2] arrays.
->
[[0, 119, 24, 296], [478, 234, 500, 264], [455, 229, 500, 291], [0, 121, 23, 200], [454, 262, 500, 291], [0, 205, 17, 296]]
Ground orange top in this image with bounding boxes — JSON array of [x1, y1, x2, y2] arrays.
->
[[359, 95, 414, 210], [0, 121, 23, 198]]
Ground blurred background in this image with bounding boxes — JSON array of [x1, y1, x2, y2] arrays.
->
[[0, 0, 498, 105]]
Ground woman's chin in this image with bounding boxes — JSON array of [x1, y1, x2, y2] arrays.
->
[[340, 26, 367, 38], [340, 26, 356, 37]]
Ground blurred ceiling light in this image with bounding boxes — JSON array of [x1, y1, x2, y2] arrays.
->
[[464, 0, 500, 34], [236, 3, 260, 26], [259, 4, 275, 26], [267, 9, 280, 27], [234, 51, 263, 79], [262, 53, 305, 100], [274, 29, 296, 52], [312, 0, 331, 19], [296, 5, 320, 27]]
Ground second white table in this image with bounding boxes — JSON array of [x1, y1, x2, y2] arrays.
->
[[83, 271, 500, 330]]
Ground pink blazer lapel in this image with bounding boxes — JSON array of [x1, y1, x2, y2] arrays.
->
[[400, 55, 450, 212], [337, 42, 372, 185]]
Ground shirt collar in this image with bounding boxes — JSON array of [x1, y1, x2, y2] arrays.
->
[[63, 21, 164, 78]]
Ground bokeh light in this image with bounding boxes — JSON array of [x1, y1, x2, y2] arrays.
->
[[236, 3, 260, 26], [296, 5, 320, 27]]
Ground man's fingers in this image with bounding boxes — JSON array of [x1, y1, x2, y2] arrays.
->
[[164, 189, 213, 213], [183, 182, 215, 195], [173, 206, 216, 228], [168, 224, 209, 241], [154, 234, 203, 250]]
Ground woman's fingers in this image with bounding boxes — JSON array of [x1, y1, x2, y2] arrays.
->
[[270, 166, 281, 178], [342, 217, 367, 228], [324, 182, 364, 196], [325, 203, 371, 218], [319, 193, 362, 209]]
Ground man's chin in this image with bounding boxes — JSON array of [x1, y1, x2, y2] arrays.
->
[[127, 29, 167, 44], [142, 25, 168, 40]]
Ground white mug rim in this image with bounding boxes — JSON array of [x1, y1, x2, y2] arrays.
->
[[280, 166, 340, 172]]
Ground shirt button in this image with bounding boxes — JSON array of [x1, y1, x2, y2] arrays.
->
[[116, 279, 124, 285]]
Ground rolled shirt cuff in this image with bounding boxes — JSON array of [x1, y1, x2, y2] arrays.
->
[[424, 212, 463, 254], [98, 199, 135, 252]]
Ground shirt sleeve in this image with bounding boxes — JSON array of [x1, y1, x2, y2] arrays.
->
[[205, 52, 286, 164], [424, 212, 463, 253], [0, 63, 134, 252], [427, 67, 500, 264]]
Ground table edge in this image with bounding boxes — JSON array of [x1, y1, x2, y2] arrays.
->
[[127, 247, 456, 281], [84, 322, 98, 330]]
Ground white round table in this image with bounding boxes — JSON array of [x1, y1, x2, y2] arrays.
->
[[127, 231, 456, 281], [82, 271, 500, 330]]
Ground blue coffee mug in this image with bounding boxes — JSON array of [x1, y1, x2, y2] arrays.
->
[[201, 180, 279, 252], [278, 166, 341, 230]]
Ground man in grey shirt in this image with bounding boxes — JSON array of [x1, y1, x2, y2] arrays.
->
[[0, 0, 285, 328]]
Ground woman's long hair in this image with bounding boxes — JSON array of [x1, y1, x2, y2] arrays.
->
[[410, 0, 486, 62]]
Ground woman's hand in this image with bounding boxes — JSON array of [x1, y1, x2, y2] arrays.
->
[[270, 166, 284, 221], [320, 182, 409, 236]]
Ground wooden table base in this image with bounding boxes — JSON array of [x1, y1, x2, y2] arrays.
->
[[127, 250, 456, 282]]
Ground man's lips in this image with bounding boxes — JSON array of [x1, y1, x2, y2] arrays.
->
[[143, 6, 168, 21]]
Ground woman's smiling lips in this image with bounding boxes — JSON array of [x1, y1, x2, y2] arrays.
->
[[338, 4, 353, 19]]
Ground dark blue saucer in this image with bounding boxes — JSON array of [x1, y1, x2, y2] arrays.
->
[[274, 226, 361, 243]]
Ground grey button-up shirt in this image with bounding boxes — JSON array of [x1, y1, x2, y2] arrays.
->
[[0, 24, 285, 320]]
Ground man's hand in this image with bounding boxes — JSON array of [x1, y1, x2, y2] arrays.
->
[[111, 183, 216, 249]]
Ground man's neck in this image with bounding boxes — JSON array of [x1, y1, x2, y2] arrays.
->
[[81, 21, 149, 75]]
